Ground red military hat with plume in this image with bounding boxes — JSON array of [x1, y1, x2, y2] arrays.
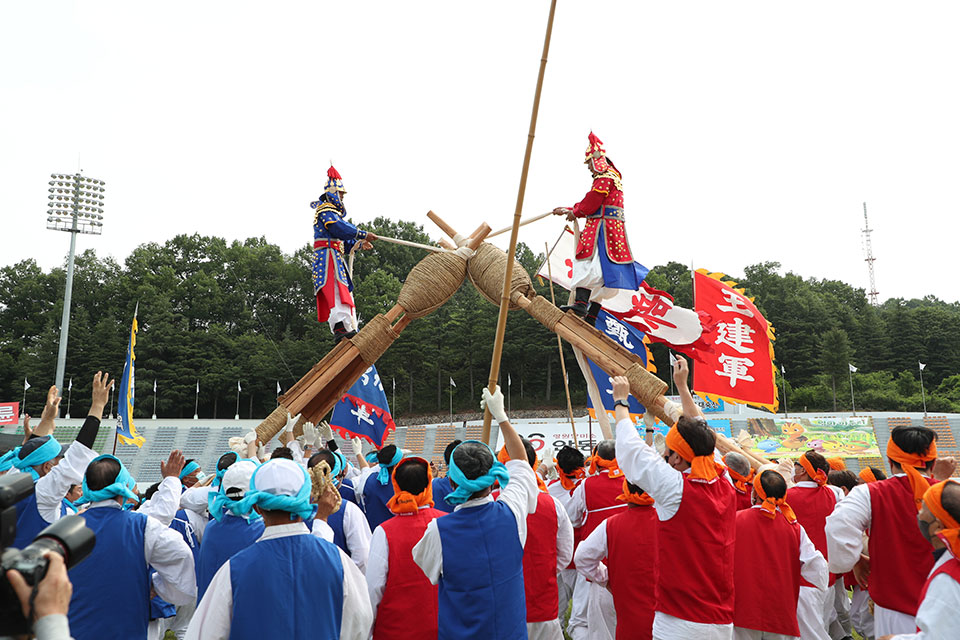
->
[[584, 132, 610, 174]]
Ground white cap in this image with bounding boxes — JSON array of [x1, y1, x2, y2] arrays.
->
[[222, 460, 258, 495], [252, 458, 306, 497]]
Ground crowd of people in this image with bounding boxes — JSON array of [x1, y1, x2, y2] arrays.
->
[[2, 359, 960, 640]]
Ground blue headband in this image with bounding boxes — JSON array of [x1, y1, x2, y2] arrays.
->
[[77, 454, 140, 506], [208, 458, 263, 522], [179, 461, 200, 480], [234, 463, 316, 521], [444, 440, 510, 506], [376, 448, 404, 485], [9, 437, 63, 481], [329, 452, 345, 486]]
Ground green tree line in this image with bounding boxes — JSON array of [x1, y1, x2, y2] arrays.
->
[[2, 220, 958, 419]]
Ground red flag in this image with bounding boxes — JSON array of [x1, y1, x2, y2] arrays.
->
[[693, 270, 778, 411]]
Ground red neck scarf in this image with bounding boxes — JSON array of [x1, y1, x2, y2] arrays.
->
[[386, 457, 435, 515]]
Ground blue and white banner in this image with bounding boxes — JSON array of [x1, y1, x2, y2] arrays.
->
[[330, 365, 396, 446], [587, 310, 649, 418]]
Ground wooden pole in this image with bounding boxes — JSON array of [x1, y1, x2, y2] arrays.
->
[[481, 0, 558, 445], [544, 242, 577, 442], [488, 211, 554, 239]]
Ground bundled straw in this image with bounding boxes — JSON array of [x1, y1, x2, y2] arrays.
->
[[309, 460, 342, 512]]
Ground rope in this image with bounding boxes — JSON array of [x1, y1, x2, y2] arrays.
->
[[255, 405, 289, 446], [487, 211, 554, 238], [397, 251, 468, 318], [309, 460, 342, 511], [351, 315, 401, 364], [377, 235, 451, 253], [624, 362, 668, 405], [467, 243, 535, 309]]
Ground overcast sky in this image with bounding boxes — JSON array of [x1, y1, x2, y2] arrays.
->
[[3, 1, 957, 304]]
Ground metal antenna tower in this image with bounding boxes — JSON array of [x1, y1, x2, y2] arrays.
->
[[862, 202, 879, 305]]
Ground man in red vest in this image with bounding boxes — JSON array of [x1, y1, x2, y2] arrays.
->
[[565, 439, 629, 640], [366, 456, 446, 639], [826, 425, 953, 637], [575, 479, 659, 640], [504, 439, 574, 640], [724, 452, 754, 512], [611, 357, 736, 640], [734, 469, 828, 640], [884, 479, 960, 639], [787, 450, 843, 640], [547, 445, 587, 637]]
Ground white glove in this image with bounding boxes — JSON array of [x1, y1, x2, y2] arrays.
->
[[454, 246, 476, 260], [284, 412, 301, 433], [228, 436, 247, 455], [351, 437, 363, 456], [481, 386, 508, 424], [319, 421, 335, 443], [643, 412, 657, 430], [257, 444, 267, 461], [538, 446, 557, 478], [653, 432, 666, 456], [243, 430, 258, 445], [302, 422, 319, 447]]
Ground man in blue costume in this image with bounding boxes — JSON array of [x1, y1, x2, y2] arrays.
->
[[356, 444, 406, 531], [186, 458, 372, 639], [312, 165, 377, 341], [412, 386, 538, 640]]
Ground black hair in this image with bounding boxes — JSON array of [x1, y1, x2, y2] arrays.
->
[[395, 459, 429, 494], [143, 482, 161, 501], [217, 452, 238, 471], [801, 450, 830, 475], [378, 444, 399, 466], [595, 439, 616, 461], [271, 447, 294, 461], [675, 416, 716, 456], [941, 481, 960, 523], [519, 437, 537, 468], [443, 440, 462, 465], [759, 470, 786, 499], [625, 481, 647, 496], [451, 442, 493, 480], [556, 446, 585, 474], [828, 470, 859, 493], [890, 426, 937, 471], [868, 466, 887, 480], [86, 457, 122, 491], [308, 450, 336, 470]]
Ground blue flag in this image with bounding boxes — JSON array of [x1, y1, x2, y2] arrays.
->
[[117, 305, 145, 447], [587, 310, 649, 416], [330, 365, 396, 446]]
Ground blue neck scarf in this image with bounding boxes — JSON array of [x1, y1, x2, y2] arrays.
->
[[179, 461, 200, 481], [234, 464, 316, 521], [376, 448, 404, 485], [77, 454, 140, 507], [444, 440, 511, 506], [8, 436, 63, 481]]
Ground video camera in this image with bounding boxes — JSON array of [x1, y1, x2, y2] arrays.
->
[[0, 472, 96, 635]]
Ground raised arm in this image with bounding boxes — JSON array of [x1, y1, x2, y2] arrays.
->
[[673, 356, 703, 420]]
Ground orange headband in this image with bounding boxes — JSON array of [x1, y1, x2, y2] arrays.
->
[[922, 479, 960, 558], [858, 467, 878, 484], [616, 479, 654, 506], [827, 457, 847, 471], [557, 462, 586, 492], [387, 457, 435, 515], [753, 472, 797, 523], [887, 439, 938, 511], [799, 453, 827, 486], [665, 425, 720, 481], [588, 455, 624, 479], [498, 447, 548, 492], [727, 466, 755, 493]]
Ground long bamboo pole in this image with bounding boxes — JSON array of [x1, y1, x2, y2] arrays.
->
[[488, 211, 554, 239], [545, 241, 577, 442], [481, 0, 558, 445]]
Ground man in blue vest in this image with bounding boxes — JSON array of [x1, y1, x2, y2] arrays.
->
[[186, 458, 373, 639], [412, 386, 537, 640], [431, 439, 461, 514], [357, 444, 406, 531], [68, 454, 196, 640], [7, 373, 111, 548]]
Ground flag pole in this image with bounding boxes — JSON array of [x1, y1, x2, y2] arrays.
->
[[152, 381, 157, 420], [449, 379, 453, 427], [65, 380, 72, 419], [545, 241, 578, 441], [919, 363, 927, 417], [781, 368, 789, 418], [481, 0, 558, 446], [848, 366, 856, 416], [235, 382, 241, 420], [21, 380, 27, 419], [194, 381, 199, 420]]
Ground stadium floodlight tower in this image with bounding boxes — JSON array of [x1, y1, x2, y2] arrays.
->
[[47, 172, 106, 397]]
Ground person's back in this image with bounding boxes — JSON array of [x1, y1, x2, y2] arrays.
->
[[786, 451, 839, 585], [605, 489, 658, 640], [431, 439, 461, 514], [360, 445, 404, 530]]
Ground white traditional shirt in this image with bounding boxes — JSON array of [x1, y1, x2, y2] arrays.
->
[[891, 549, 960, 640], [310, 499, 372, 572], [411, 459, 537, 585], [35, 441, 98, 525], [186, 522, 373, 640], [138, 476, 182, 526]]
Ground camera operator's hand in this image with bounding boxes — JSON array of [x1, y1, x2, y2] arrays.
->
[[89, 371, 113, 420], [5, 551, 73, 622]]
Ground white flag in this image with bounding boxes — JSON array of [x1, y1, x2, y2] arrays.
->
[[392, 377, 396, 391], [237, 380, 242, 392], [23, 378, 30, 391], [153, 380, 157, 392], [68, 378, 72, 391], [848, 363, 858, 373], [669, 352, 677, 367], [508, 373, 512, 386], [919, 362, 927, 371], [196, 380, 200, 393], [276, 381, 281, 394], [449, 377, 456, 388], [780, 364, 785, 375]]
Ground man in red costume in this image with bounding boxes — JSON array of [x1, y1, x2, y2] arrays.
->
[[553, 133, 646, 320]]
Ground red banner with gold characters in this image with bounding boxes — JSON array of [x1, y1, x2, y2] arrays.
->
[[0, 402, 19, 425], [693, 270, 778, 411]]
